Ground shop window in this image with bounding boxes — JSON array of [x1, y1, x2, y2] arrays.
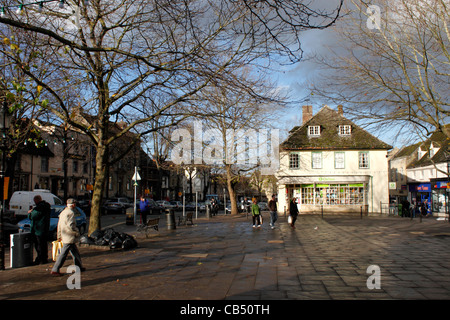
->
[[299, 183, 366, 206], [359, 152, 370, 169]]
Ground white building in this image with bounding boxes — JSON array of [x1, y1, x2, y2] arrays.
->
[[276, 105, 392, 215]]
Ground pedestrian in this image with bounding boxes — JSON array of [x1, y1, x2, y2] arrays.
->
[[289, 198, 299, 229], [139, 196, 150, 225], [251, 198, 261, 228], [244, 197, 251, 217], [211, 198, 218, 216], [28, 195, 51, 264], [268, 194, 278, 229], [51, 198, 85, 276]]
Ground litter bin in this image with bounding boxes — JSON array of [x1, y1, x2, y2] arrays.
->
[[126, 207, 134, 225], [166, 208, 176, 230], [10, 232, 33, 268]]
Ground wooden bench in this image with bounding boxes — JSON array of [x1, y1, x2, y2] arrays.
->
[[137, 218, 160, 238], [178, 211, 194, 226]]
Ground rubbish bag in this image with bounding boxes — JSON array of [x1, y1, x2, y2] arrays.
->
[[80, 235, 95, 245], [90, 229, 104, 240], [122, 237, 138, 250], [109, 237, 122, 249]]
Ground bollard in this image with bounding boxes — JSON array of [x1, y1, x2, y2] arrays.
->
[[206, 204, 210, 219], [360, 206, 363, 219], [166, 209, 176, 230]]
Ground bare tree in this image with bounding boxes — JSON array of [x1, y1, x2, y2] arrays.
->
[[0, 0, 343, 233], [309, 0, 449, 144]]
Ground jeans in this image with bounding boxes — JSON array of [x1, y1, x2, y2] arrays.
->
[[52, 243, 83, 272], [270, 211, 278, 226]]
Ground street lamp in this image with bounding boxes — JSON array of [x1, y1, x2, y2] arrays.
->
[[0, 100, 12, 270]]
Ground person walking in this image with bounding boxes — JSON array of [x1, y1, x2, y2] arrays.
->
[[51, 198, 85, 276], [139, 196, 150, 225], [28, 195, 51, 264], [268, 194, 278, 229], [251, 198, 261, 228], [289, 198, 299, 229]]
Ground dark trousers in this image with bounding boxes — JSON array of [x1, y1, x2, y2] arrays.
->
[[252, 215, 261, 226], [32, 233, 48, 264], [290, 214, 298, 225], [141, 210, 149, 224]]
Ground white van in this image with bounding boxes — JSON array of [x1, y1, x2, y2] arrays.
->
[[9, 190, 63, 220]]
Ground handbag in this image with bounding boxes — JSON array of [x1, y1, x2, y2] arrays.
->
[[288, 215, 292, 224], [52, 240, 63, 261]]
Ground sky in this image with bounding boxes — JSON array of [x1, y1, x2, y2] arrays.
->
[[269, 0, 405, 150]]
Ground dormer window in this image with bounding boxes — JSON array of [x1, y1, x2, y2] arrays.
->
[[308, 126, 321, 137], [339, 125, 351, 136]]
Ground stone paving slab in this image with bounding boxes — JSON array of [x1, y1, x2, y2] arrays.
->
[[1, 213, 450, 302]]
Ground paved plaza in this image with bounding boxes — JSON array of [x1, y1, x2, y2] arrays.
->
[[1, 212, 450, 301]]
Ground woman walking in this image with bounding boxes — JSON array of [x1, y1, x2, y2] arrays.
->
[[289, 198, 299, 229]]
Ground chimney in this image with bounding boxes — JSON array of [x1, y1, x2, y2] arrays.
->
[[302, 105, 313, 124], [337, 105, 344, 115]]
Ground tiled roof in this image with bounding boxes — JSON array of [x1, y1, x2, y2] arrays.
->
[[281, 106, 392, 151]]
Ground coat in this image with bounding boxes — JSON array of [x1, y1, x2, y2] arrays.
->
[[28, 200, 51, 236], [251, 203, 260, 216], [289, 201, 299, 217], [57, 206, 80, 244]]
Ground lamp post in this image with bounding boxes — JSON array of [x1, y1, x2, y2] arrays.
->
[[0, 100, 11, 270]]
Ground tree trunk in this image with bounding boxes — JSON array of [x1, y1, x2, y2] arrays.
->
[[88, 144, 107, 235], [225, 164, 239, 215]]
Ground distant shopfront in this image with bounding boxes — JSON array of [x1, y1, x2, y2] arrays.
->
[[409, 181, 449, 216], [431, 179, 449, 216], [409, 183, 431, 208]]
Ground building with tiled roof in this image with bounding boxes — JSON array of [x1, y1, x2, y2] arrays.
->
[[276, 105, 392, 214], [390, 125, 449, 217]]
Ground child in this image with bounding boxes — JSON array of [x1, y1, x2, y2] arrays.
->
[[251, 198, 261, 228]]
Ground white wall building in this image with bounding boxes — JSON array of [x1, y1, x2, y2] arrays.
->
[[276, 105, 392, 215]]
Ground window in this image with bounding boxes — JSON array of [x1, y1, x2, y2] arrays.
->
[[312, 152, 322, 169], [41, 157, 49, 173], [359, 152, 370, 169], [299, 183, 366, 206], [335, 152, 345, 169], [308, 126, 321, 136], [339, 125, 351, 136], [73, 160, 78, 173], [289, 153, 300, 169]]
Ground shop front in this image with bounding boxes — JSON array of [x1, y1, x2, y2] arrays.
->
[[278, 175, 371, 214], [409, 183, 431, 209], [431, 179, 449, 217]]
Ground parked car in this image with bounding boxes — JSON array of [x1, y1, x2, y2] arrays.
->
[[103, 197, 133, 214], [9, 190, 63, 220], [75, 195, 91, 215], [170, 201, 183, 210], [17, 205, 87, 240], [156, 200, 176, 209], [258, 202, 269, 211]]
